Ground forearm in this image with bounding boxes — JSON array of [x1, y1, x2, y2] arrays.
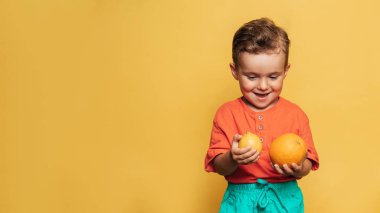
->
[[213, 151, 239, 176]]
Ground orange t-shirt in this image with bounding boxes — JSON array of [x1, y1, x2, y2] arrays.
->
[[205, 97, 319, 183]]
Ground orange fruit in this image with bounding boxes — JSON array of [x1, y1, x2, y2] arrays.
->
[[269, 133, 307, 168], [238, 131, 262, 153]]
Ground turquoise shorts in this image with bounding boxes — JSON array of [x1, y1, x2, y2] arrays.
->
[[219, 179, 304, 213]]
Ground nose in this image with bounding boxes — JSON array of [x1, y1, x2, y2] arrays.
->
[[258, 78, 269, 90]]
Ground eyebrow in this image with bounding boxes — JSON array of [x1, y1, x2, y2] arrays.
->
[[243, 71, 283, 75], [268, 71, 283, 75]]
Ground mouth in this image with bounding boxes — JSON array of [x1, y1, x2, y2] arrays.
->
[[254, 92, 270, 98]]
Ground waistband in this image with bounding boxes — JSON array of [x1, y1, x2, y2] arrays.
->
[[227, 179, 298, 192], [227, 179, 299, 212]]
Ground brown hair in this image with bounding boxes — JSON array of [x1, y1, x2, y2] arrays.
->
[[232, 18, 290, 68]]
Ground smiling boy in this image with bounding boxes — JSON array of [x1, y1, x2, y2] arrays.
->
[[205, 18, 319, 213]]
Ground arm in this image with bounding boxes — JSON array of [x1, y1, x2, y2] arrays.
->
[[213, 150, 238, 176], [213, 134, 260, 176]]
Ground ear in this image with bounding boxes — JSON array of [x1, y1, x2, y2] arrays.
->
[[230, 63, 239, 80], [284, 63, 291, 77]]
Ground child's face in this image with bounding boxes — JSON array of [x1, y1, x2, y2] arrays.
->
[[230, 52, 290, 112]]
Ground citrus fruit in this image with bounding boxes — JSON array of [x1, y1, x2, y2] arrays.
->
[[269, 133, 307, 168], [238, 131, 262, 153]]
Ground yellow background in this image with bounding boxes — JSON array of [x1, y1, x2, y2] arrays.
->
[[1, 0, 380, 212]]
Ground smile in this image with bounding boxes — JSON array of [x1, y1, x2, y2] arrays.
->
[[254, 92, 270, 98]]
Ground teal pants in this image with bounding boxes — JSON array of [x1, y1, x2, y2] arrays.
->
[[219, 179, 304, 213]]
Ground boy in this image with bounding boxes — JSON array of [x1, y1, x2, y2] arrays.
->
[[204, 18, 319, 213]]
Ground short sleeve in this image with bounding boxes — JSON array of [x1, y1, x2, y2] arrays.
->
[[204, 119, 231, 173], [298, 112, 319, 170]]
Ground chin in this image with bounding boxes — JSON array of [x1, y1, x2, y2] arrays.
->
[[253, 98, 277, 110], [255, 104, 271, 110]]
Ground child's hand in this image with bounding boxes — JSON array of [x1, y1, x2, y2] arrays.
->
[[273, 163, 302, 177], [230, 134, 260, 165], [272, 158, 312, 178]]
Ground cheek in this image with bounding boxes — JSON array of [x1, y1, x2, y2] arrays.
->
[[240, 80, 255, 91], [271, 80, 284, 91]]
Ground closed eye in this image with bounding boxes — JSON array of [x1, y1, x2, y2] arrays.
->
[[269, 76, 278, 80], [247, 76, 257, 80]]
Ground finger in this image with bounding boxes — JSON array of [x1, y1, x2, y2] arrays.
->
[[231, 134, 243, 153], [291, 163, 302, 172], [234, 148, 259, 164], [232, 141, 238, 149], [241, 151, 260, 164], [231, 147, 251, 163], [282, 164, 294, 175], [274, 164, 285, 175], [232, 146, 252, 155], [234, 148, 256, 162], [239, 156, 259, 165], [250, 150, 261, 163], [232, 134, 242, 142], [239, 157, 253, 165]]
